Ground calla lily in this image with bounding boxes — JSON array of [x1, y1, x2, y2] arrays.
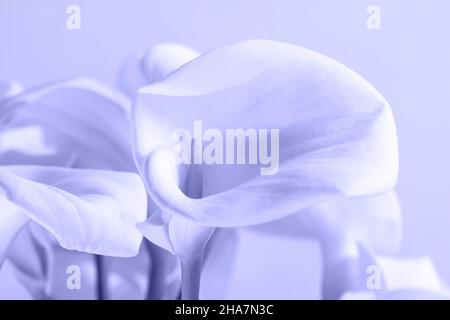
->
[[132, 39, 398, 227], [132, 40, 398, 299], [0, 78, 150, 298], [120, 43, 217, 299], [117, 44, 203, 299], [121, 43, 242, 299]]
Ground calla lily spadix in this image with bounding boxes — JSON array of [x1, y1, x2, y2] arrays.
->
[[132, 40, 398, 299]]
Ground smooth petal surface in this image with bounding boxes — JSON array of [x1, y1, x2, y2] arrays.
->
[[0, 166, 147, 257], [202, 228, 239, 299], [0, 78, 133, 170], [376, 255, 447, 292], [138, 163, 214, 257], [117, 43, 199, 97], [133, 40, 398, 227], [247, 190, 402, 255]]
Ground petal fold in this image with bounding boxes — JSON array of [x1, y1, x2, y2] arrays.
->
[[133, 40, 398, 227], [0, 166, 147, 257]]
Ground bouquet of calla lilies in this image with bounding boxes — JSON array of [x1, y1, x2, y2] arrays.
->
[[0, 40, 448, 300]]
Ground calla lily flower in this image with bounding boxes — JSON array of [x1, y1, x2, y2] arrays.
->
[[0, 78, 150, 298], [132, 40, 398, 299], [117, 45, 203, 299], [121, 43, 243, 299], [132, 39, 398, 227]]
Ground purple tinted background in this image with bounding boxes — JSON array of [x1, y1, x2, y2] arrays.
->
[[0, 0, 449, 299]]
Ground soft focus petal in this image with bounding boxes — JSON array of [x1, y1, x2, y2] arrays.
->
[[0, 78, 23, 101], [133, 40, 398, 228], [376, 255, 448, 292], [100, 245, 151, 299], [0, 78, 133, 170], [247, 190, 402, 255], [0, 165, 147, 257], [0, 259, 33, 299], [341, 255, 450, 300], [2, 224, 46, 298], [137, 211, 175, 254], [117, 43, 199, 96]]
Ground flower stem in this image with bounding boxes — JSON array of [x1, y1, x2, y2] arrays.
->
[[320, 234, 360, 299], [147, 242, 181, 300], [180, 252, 204, 300]]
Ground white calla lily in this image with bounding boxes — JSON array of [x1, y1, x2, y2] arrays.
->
[[132, 40, 399, 300], [132, 40, 398, 228]]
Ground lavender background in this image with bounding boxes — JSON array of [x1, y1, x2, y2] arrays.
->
[[0, 0, 449, 299]]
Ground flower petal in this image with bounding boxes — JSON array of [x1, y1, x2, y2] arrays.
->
[[117, 43, 199, 96], [375, 255, 447, 292], [0, 78, 23, 101], [341, 256, 450, 300], [0, 165, 147, 257], [133, 40, 398, 227], [246, 190, 401, 255], [0, 78, 133, 170]]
